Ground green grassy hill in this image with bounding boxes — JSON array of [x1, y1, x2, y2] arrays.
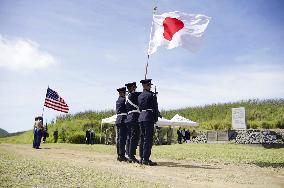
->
[[1, 99, 283, 144], [162, 99, 284, 130], [0, 128, 8, 137]]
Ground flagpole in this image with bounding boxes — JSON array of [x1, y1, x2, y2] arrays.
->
[[42, 85, 49, 118], [144, 6, 158, 79], [42, 107, 44, 117], [144, 55, 150, 79]]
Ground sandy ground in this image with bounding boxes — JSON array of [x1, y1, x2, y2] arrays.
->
[[1, 144, 284, 188]]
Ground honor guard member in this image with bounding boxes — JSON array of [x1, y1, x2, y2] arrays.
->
[[138, 79, 159, 166], [125, 82, 141, 163], [115, 87, 128, 162]]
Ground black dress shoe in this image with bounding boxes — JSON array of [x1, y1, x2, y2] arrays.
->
[[117, 156, 128, 162], [148, 160, 157, 166], [142, 160, 157, 166], [128, 157, 139, 163]]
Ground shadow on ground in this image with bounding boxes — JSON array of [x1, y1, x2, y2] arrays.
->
[[252, 162, 284, 168], [158, 162, 221, 169]]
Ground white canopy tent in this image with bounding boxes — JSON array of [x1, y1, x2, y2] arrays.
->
[[101, 115, 117, 124], [100, 115, 173, 129], [100, 114, 198, 143], [156, 117, 173, 127], [100, 115, 116, 143], [100, 114, 198, 129], [170, 114, 199, 127]]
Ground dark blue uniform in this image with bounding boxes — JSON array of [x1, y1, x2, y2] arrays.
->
[[125, 91, 141, 160], [115, 96, 127, 159], [138, 89, 159, 163]]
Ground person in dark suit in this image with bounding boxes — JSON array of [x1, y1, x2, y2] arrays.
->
[[33, 116, 43, 149], [185, 129, 190, 143], [42, 123, 48, 143], [90, 130, 95, 145], [125, 82, 141, 163], [138, 79, 159, 166], [86, 129, 91, 144], [115, 87, 128, 162], [177, 127, 182, 144]]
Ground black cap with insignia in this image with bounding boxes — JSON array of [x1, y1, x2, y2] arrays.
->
[[140, 79, 153, 85], [117, 87, 126, 92], [125, 82, 136, 88]]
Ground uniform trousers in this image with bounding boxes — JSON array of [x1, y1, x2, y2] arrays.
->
[[139, 121, 154, 161], [33, 128, 37, 148], [116, 123, 127, 157], [33, 128, 42, 148], [127, 122, 140, 157]]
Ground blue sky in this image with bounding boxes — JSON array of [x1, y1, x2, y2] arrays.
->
[[0, 0, 283, 132]]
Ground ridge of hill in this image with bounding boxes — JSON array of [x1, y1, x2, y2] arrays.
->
[[0, 128, 8, 137], [1, 99, 283, 144]]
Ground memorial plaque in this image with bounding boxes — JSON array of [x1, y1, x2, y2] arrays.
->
[[232, 107, 246, 129], [217, 131, 228, 141], [207, 131, 217, 142]]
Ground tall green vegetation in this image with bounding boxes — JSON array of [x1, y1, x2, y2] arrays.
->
[[162, 99, 284, 130]]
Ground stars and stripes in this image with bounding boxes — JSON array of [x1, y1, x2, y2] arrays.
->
[[44, 87, 69, 113]]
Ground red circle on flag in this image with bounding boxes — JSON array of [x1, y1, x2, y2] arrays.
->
[[163, 17, 184, 41]]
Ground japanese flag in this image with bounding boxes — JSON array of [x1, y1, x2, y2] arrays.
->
[[147, 11, 211, 55]]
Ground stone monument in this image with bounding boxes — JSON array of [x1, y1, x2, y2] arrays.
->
[[232, 107, 246, 129]]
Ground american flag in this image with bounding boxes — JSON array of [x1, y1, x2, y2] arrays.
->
[[44, 87, 69, 113]]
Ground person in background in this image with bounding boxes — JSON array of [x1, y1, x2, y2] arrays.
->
[[157, 127, 163, 145], [177, 127, 182, 144], [33, 117, 39, 148], [166, 127, 173, 145], [90, 129, 95, 145], [192, 130, 198, 139], [53, 128, 58, 143], [185, 129, 190, 143], [42, 123, 48, 143], [86, 129, 91, 144], [34, 116, 43, 149], [182, 128, 186, 142]]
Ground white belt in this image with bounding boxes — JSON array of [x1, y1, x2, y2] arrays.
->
[[127, 110, 140, 114], [117, 113, 127, 116], [141, 109, 153, 112]]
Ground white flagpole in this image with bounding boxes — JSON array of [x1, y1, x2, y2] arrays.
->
[[42, 85, 49, 118], [144, 6, 158, 79]]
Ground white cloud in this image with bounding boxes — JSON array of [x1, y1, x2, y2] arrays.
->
[[0, 35, 56, 72], [157, 64, 284, 109]]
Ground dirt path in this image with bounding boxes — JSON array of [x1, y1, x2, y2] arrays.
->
[[1, 144, 284, 188]]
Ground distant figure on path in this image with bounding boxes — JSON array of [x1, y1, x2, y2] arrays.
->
[[166, 127, 173, 145], [185, 129, 190, 143], [86, 129, 91, 144], [182, 128, 186, 142], [157, 127, 163, 145], [90, 130, 95, 145], [177, 127, 182, 144], [53, 128, 58, 143], [42, 123, 48, 143], [33, 116, 43, 149]]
